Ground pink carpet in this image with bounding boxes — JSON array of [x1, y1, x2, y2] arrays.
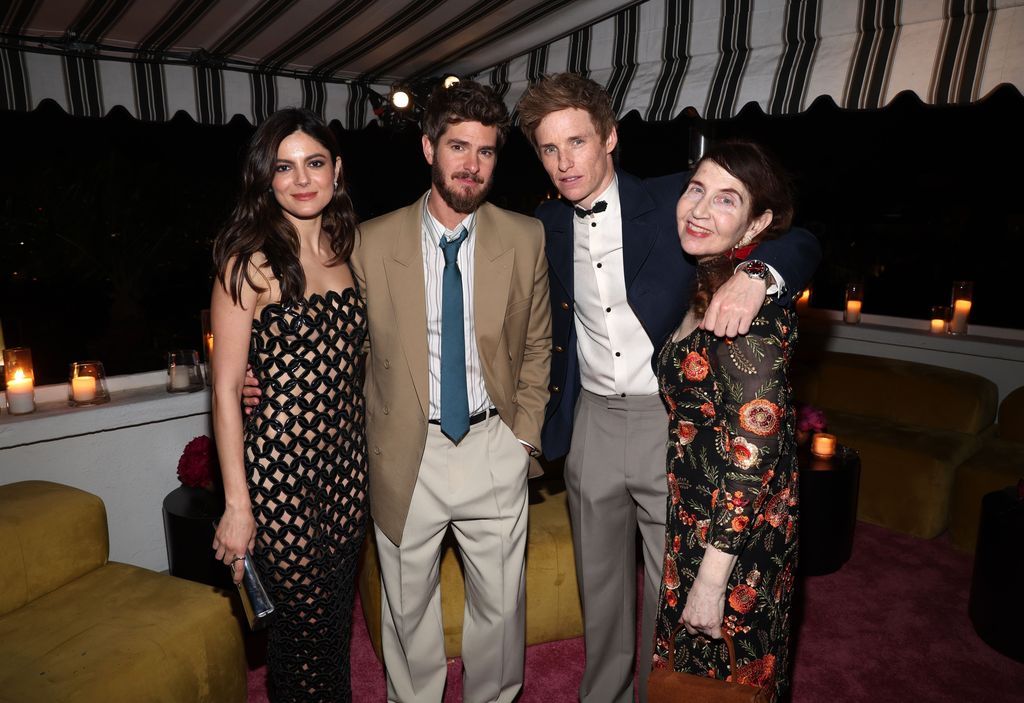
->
[[246, 522, 1024, 701]]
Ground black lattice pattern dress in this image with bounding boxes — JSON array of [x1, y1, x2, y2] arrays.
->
[[246, 288, 367, 703], [652, 301, 799, 702]]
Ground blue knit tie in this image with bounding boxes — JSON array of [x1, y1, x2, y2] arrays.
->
[[439, 226, 470, 444]]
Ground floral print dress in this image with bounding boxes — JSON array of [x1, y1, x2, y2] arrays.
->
[[652, 300, 799, 702]]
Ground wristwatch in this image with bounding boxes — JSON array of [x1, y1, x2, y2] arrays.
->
[[737, 259, 775, 288]]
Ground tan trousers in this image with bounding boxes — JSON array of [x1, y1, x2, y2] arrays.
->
[[376, 414, 529, 703]]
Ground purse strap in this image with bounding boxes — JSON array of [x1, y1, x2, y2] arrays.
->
[[665, 624, 739, 676]]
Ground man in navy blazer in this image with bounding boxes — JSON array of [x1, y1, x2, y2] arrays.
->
[[518, 74, 820, 703]]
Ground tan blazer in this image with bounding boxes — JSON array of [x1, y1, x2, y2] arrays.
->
[[350, 199, 551, 545]]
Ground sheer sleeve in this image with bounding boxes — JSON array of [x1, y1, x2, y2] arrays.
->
[[704, 303, 792, 555]]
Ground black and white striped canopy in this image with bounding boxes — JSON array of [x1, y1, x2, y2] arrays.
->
[[3, 0, 1022, 128]]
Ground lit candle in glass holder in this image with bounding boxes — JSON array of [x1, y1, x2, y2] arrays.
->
[[948, 281, 973, 335], [68, 361, 111, 406], [167, 350, 203, 393], [796, 288, 811, 313], [4, 347, 35, 415], [811, 432, 836, 458], [844, 283, 863, 324], [200, 309, 214, 386], [929, 306, 948, 335]]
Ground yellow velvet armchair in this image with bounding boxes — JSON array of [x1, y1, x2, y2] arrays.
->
[[950, 386, 1024, 551], [791, 352, 998, 538], [0, 480, 246, 703]]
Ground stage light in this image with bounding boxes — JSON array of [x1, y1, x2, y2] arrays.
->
[[442, 74, 460, 89], [390, 88, 411, 109]]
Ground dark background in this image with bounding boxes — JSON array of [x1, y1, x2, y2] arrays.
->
[[1, 85, 1021, 385]]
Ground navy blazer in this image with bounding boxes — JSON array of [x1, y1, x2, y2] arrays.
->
[[536, 169, 821, 461]]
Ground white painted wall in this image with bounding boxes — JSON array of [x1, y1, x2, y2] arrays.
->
[[0, 372, 211, 572]]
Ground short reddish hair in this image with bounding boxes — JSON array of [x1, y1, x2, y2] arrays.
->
[[517, 73, 616, 147]]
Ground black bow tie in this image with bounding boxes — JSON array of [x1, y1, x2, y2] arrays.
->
[[574, 200, 608, 219]]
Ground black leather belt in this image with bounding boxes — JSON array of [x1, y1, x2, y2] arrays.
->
[[428, 407, 497, 426]]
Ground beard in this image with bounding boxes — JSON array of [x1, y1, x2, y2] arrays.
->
[[432, 161, 492, 214]]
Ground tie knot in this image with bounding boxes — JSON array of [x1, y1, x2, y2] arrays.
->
[[574, 200, 608, 219], [439, 226, 468, 265]]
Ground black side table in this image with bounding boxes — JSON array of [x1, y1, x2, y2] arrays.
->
[[798, 445, 861, 576], [968, 485, 1024, 663], [163, 485, 233, 590]]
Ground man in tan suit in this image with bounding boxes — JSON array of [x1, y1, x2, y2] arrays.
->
[[350, 81, 550, 703]]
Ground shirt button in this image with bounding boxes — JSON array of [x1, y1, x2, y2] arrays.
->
[[561, 301, 571, 310], [383, 406, 390, 415], [554, 345, 565, 353], [605, 307, 611, 313], [615, 352, 621, 357], [620, 393, 626, 398], [383, 358, 390, 369], [549, 384, 561, 393], [596, 263, 602, 269], [373, 446, 381, 455], [591, 222, 597, 228]]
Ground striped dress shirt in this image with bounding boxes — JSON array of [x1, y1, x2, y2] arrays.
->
[[421, 195, 492, 421]]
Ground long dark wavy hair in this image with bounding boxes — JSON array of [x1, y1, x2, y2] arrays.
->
[[690, 140, 794, 317], [212, 108, 359, 307]]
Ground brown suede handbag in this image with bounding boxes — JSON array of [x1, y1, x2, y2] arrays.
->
[[649, 626, 770, 703]]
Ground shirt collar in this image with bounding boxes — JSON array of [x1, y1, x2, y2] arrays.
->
[[422, 192, 476, 245]]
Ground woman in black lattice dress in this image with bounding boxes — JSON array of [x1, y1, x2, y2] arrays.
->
[[651, 141, 799, 701], [210, 108, 367, 702]]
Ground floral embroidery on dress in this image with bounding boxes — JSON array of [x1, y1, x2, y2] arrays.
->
[[653, 301, 799, 702]]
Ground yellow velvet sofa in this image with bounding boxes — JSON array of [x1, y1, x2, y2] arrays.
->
[[791, 352, 998, 538], [358, 482, 582, 659], [949, 386, 1024, 551], [0, 481, 246, 703]]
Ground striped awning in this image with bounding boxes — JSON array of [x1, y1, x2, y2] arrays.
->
[[477, 0, 1024, 121], [2, 0, 1022, 128]]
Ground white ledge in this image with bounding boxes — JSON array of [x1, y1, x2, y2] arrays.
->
[[0, 370, 211, 449]]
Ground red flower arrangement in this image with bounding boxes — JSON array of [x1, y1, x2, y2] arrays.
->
[[796, 403, 827, 433], [176, 435, 218, 489], [795, 403, 827, 446]]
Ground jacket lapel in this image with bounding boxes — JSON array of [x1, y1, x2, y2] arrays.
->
[[473, 203, 514, 402], [618, 170, 660, 288], [545, 202, 574, 299], [382, 201, 430, 418]]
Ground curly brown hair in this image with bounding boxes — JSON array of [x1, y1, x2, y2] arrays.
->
[[421, 80, 510, 149], [517, 73, 617, 148]]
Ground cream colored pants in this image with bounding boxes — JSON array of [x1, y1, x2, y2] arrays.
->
[[376, 414, 529, 703]]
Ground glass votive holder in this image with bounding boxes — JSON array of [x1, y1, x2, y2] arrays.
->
[[4, 347, 35, 415], [201, 309, 214, 386], [68, 361, 111, 406], [929, 306, 949, 335], [844, 283, 863, 324], [811, 432, 836, 458], [795, 288, 811, 313], [167, 349, 204, 393], [948, 280, 973, 335]]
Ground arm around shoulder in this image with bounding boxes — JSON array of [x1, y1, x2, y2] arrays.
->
[[749, 226, 821, 305]]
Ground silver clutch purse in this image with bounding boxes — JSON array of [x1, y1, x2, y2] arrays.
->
[[235, 552, 275, 630]]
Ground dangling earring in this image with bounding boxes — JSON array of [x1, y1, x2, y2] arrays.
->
[[333, 179, 338, 189]]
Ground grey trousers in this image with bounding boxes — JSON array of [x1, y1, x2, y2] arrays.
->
[[565, 390, 669, 703]]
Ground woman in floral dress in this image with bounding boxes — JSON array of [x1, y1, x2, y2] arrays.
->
[[652, 140, 799, 701]]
